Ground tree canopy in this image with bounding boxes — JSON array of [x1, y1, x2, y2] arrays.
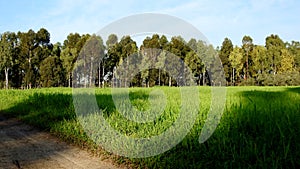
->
[[1, 28, 300, 88]]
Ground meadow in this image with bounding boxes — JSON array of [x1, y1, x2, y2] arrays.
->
[[0, 86, 299, 168]]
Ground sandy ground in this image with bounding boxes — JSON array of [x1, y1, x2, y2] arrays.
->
[[0, 115, 124, 169]]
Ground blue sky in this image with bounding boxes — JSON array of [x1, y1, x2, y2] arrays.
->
[[0, 0, 299, 47]]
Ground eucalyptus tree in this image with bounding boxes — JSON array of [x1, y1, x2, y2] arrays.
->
[[106, 34, 120, 87], [184, 39, 205, 85], [108, 36, 138, 87], [40, 55, 64, 87], [78, 34, 105, 87], [18, 28, 51, 88], [252, 45, 268, 77], [219, 38, 233, 85], [286, 41, 300, 70], [61, 33, 90, 87], [0, 32, 17, 89], [242, 35, 253, 80], [278, 49, 295, 73], [229, 46, 243, 85], [140, 34, 162, 87], [265, 34, 285, 74]]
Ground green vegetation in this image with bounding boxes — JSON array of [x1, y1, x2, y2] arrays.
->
[[1, 29, 300, 89], [0, 86, 299, 168]]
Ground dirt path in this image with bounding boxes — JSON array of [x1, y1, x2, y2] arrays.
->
[[0, 115, 124, 169]]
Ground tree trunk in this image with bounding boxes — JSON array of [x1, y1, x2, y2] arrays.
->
[[102, 61, 105, 88], [232, 68, 235, 86], [68, 73, 71, 87], [158, 69, 161, 86], [28, 56, 32, 89], [169, 76, 172, 87], [231, 68, 233, 86], [27, 49, 34, 89], [90, 61, 93, 87], [112, 66, 116, 88], [4, 67, 9, 89], [112, 71, 114, 88], [246, 49, 249, 80], [84, 59, 87, 88], [202, 71, 205, 86], [98, 61, 101, 88]]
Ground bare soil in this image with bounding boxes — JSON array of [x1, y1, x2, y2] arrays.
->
[[0, 115, 125, 169]]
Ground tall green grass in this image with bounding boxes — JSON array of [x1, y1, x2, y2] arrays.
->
[[0, 87, 299, 168]]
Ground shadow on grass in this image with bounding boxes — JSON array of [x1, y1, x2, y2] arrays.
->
[[286, 87, 300, 94], [1, 88, 300, 168], [2, 92, 75, 129], [144, 87, 300, 169]]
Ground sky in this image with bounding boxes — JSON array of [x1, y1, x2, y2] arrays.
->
[[0, 0, 299, 47]]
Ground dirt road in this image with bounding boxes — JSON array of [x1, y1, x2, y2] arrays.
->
[[0, 115, 124, 169]]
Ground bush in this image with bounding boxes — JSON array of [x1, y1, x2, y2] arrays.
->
[[255, 72, 300, 86], [239, 77, 256, 86]]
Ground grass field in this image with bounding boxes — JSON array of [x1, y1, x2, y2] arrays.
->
[[0, 86, 300, 168]]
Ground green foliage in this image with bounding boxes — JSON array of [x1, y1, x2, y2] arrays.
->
[[17, 28, 52, 88], [1, 28, 300, 88], [219, 38, 233, 83], [106, 34, 118, 48], [252, 45, 268, 76], [40, 56, 65, 87], [229, 46, 243, 84], [287, 41, 300, 69], [61, 33, 91, 87], [265, 34, 285, 74], [140, 34, 162, 87], [242, 35, 254, 80], [0, 32, 17, 89], [76, 34, 105, 88], [278, 49, 295, 73]]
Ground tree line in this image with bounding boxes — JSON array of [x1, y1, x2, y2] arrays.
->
[[0, 28, 300, 89], [219, 35, 300, 86]]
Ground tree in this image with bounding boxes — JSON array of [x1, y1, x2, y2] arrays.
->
[[184, 39, 205, 85], [40, 56, 64, 87], [61, 33, 83, 87], [112, 36, 138, 87], [278, 49, 295, 73], [219, 38, 233, 85], [286, 41, 300, 70], [119, 36, 138, 87], [196, 40, 210, 85], [156, 50, 167, 86], [229, 46, 243, 85], [78, 34, 105, 87], [265, 34, 285, 74], [0, 32, 17, 89], [205, 44, 224, 86], [159, 35, 168, 49], [17, 28, 52, 88], [164, 36, 190, 86], [187, 38, 197, 51], [252, 45, 268, 78], [106, 35, 121, 87], [106, 34, 118, 48], [242, 35, 253, 80], [140, 34, 163, 87], [104, 34, 118, 87]]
